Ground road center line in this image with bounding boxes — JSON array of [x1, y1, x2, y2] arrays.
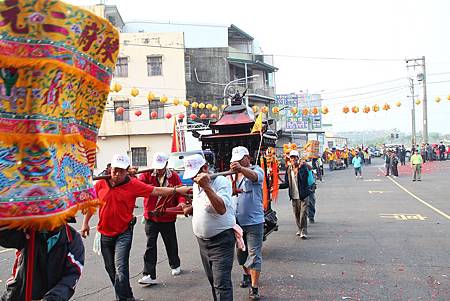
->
[[378, 168, 450, 220]]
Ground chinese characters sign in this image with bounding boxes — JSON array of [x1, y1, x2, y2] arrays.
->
[[275, 94, 322, 130]]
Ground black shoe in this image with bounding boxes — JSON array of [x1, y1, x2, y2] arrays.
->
[[249, 286, 260, 300], [309, 218, 315, 223], [240, 274, 251, 288]]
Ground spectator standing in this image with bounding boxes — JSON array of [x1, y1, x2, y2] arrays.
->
[[410, 150, 423, 181], [352, 152, 363, 179]]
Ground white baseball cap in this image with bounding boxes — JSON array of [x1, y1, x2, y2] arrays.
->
[[289, 150, 300, 157], [183, 154, 206, 179], [230, 146, 250, 162], [111, 154, 131, 169], [152, 152, 169, 169]]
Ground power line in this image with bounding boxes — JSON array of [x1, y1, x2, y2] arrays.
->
[[323, 77, 407, 95]]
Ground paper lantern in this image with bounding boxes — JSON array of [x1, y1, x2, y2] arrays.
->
[[160, 95, 168, 103], [272, 107, 280, 114], [415, 99, 421, 105], [302, 108, 309, 116], [147, 92, 155, 102], [311, 107, 319, 115], [435, 96, 441, 103], [447, 95, 450, 101], [291, 107, 298, 115], [221, 104, 227, 109], [395, 101, 401, 107], [206, 104, 213, 110], [382, 103, 390, 111], [200, 113, 207, 119], [352, 106, 359, 113], [363, 106, 370, 113], [178, 113, 185, 120], [212, 106, 218, 112], [372, 104, 380, 112], [343, 106, 349, 114], [130, 87, 139, 97], [199, 103, 206, 109], [190, 113, 197, 120], [113, 82, 122, 92], [173, 98, 180, 106], [210, 113, 218, 119], [150, 111, 158, 119], [134, 110, 142, 117], [183, 100, 190, 107], [252, 106, 259, 113], [291, 143, 297, 149], [116, 107, 125, 115], [261, 106, 269, 113], [165, 113, 172, 119], [321, 106, 329, 114], [191, 101, 199, 109]]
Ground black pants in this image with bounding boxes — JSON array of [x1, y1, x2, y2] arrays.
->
[[197, 229, 235, 301], [143, 219, 180, 279]]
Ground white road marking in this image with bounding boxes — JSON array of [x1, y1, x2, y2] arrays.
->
[[379, 168, 450, 220]]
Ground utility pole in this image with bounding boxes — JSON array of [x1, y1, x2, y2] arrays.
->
[[408, 77, 416, 146], [406, 57, 428, 144]]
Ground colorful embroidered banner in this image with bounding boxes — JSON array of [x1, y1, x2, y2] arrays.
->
[[0, 0, 119, 230]]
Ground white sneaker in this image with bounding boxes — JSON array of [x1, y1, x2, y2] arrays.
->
[[138, 275, 157, 285], [296, 231, 301, 236], [171, 267, 182, 276]]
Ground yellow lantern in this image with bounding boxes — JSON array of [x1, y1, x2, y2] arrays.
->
[[363, 105, 370, 113], [113, 82, 122, 93], [212, 105, 218, 112], [261, 106, 269, 113], [351, 106, 359, 113], [395, 101, 401, 107], [415, 99, 421, 105], [183, 100, 190, 107], [447, 95, 450, 101], [291, 107, 298, 115], [321, 106, 329, 114], [382, 103, 390, 111], [221, 104, 227, 110], [311, 107, 319, 115], [206, 104, 213, 110], [252, 105, 259, 113], [147, 92, 155, 102], [272, 107, 280, 114], [372, 104, 379, 112], [191, 101, 199, 109], [130, 87, 139, 97], [199, 103, 206, 109], [435, 96, 441, 103], [160, 95, 168, 103], [302, 108, 309, 116], [173, 98, 180, 106]]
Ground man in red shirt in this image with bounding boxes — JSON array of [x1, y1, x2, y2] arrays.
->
[[80, 154, 190, 301], [137, 152, 186, 285]]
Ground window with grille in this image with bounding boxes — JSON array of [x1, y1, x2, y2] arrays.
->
[[114, 57, 128, 77], [131, 147, 147, 166], [185, 55, 191, 82], [147, 56, 162, 76], [148, 101, 164, 119], [114, 100, 129, 121]]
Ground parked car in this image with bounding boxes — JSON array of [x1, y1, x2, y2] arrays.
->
[[168, 150, 215, 186]]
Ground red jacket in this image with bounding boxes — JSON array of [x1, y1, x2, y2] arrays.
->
[[139, 169, 186, 222]]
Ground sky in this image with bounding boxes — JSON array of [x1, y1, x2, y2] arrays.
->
[[70, 0, 450, 135]]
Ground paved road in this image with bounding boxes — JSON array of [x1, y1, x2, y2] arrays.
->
[[1, 158, 449, 300]]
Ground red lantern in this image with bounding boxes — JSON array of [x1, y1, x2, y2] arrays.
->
[[134, 110, 142, 117], [200, 113, 207, 119], [210, 113, 217, 119], [190, 113, 197, 120], [178, 113, 185, 120], [302, 108, 309, 116], [343, 106, 349, 114], [150, 111, 158, 119], [116, 106, 125, 115], [311, 107, 319, 115], [165, 113, 172, 119]]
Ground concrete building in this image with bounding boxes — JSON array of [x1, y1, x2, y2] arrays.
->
[[84, 6, 187, 173], [123, 22, 278, 118]]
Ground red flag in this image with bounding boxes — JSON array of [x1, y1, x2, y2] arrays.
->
[[171, 118, 179, 153]]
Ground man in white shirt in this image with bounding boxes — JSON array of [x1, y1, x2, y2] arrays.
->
[[183, 154, 236, 301]]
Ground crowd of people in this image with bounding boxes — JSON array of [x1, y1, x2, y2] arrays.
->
[[0, 146, 320, 301]]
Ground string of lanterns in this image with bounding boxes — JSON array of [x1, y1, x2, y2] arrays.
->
[[110, 83, 450, 120]]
